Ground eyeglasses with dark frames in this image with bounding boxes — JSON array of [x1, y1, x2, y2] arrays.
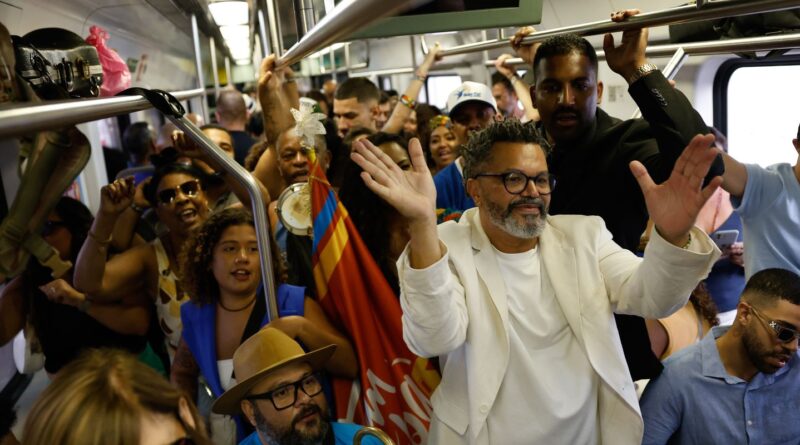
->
[[246, 373, 323, 411], [157, 179, 201, 206], [473, 170, 556, 195], [750, 305, 800, 343]]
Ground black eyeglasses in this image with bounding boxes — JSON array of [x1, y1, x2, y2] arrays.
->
[[157, 179, 201, 205], [473, 170, 556, 195], [750, 306, 800, 343], [41, 220, 68, 236], [246, 373, 323, 411]]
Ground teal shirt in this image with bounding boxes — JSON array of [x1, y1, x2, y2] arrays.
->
[[238, 422, 383, 445]]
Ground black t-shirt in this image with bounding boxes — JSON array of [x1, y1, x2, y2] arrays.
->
[[230, 131, 256, 166], [33, 288, 147, 374]]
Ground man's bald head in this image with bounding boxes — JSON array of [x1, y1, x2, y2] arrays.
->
[[216, 90, 249, 130]]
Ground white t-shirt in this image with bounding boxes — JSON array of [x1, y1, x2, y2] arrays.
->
[[487, 246, 599, 444]]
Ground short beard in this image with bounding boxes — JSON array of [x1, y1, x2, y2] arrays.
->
[[485, 196, 547, 239], [742, 325, 778, 374], [253, 403, 330, 445]]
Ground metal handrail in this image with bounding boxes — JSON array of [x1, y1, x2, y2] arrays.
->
[[485, 32, 800, 67], [276, 0, 427, 67], [0, 88, 204, 140], [442, 0, 800, 57]]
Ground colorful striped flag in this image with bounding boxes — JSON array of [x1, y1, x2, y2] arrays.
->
[[309, 160, 440, 445]]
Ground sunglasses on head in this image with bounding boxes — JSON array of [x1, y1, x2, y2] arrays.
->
[[157, 180, 201, 205], [750, 306, 800, 343]]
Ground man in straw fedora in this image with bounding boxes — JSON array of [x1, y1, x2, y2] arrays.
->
[[213, 328, 381, 445]]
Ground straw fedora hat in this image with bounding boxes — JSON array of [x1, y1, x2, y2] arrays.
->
[[212, 327, 336, 415]]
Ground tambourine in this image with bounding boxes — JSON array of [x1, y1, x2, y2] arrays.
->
[[276, 182, 312, 236]]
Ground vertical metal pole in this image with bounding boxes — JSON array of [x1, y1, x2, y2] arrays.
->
[[190, 14, 209, 123], [224, 57, 232, 86], [409, 35, 417, 68], [257, 8, 271, 57], [344, 42, 351, 75], [329, 50, 337, 82], [266, 0, 283, 56], [210, 36, 221, 99]]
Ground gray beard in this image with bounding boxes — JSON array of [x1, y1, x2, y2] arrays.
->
[[485, 196, 547, 239]]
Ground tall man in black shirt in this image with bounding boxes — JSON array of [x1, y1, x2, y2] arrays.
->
[[513, 9, 723, 380]]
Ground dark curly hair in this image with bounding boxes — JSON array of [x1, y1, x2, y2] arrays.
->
[[179, 208, 287, 305], [461, 119, 549, 181], [338, 160, 402, 295], [691, 282, 720, 327]]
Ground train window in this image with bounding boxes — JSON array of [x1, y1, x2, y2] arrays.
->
[[425, 75, 463, 110], [715, 57, 800, 167]]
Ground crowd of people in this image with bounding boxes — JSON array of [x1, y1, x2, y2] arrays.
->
[[2, 7, 800, 445]]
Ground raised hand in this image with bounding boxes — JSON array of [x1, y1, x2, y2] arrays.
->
[[494, 54, 518, 80], [510, 26, 540, 65], [603, 9, 649, 83], [350, 137, 436, 225], [99, 176, 136, 216], [40, 279, 87, 308], [418, 42, 443, 76], [630, 134, 723, 247]]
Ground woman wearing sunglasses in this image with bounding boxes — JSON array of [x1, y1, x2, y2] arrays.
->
[[171, 208, 357, 444], [21, 348, 211, 445], [0, 197, 148, 377], [73, 162, 212, 364]]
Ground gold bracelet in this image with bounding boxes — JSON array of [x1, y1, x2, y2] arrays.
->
[[88, 230, 112, 246]]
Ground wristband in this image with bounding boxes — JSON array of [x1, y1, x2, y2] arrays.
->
[[285, 77, 297, 83], [400, 94, 416, 110], [414, 72, 427, 82]]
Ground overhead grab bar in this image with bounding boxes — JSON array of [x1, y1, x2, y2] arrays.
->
[[275, 0, 428, 68], [441, 0, 800, 57], [484, 32, 800, 67], [120, 88, 280, 323], [0, 88, 205, 140]]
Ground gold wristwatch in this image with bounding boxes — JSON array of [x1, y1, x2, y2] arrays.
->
[[627, 63, 659, 84]]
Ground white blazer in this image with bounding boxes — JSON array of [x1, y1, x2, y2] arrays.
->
[[398, 209, 720, 445]]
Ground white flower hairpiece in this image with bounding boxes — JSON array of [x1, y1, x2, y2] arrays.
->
[[290, 99, 326, 149]]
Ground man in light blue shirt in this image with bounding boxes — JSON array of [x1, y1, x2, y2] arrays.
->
[[720, 123, 800, 278], [641, 268, 800, 445]]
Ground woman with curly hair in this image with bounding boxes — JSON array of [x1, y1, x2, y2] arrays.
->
[[171, 208, 356, 444], [21, 348, 211, 445], [73, 160, 212, 363]]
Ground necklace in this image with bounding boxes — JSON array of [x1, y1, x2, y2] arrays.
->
[[218, 295, 256, 312]]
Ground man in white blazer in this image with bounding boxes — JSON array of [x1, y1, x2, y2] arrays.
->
[[351, 120, 722, 444]]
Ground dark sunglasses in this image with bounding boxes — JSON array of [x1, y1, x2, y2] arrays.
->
[[169, 438, 195, 445], [41, 220, 68, 236], [751, 306, 800, 343], [157, 179, 201, 205]]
